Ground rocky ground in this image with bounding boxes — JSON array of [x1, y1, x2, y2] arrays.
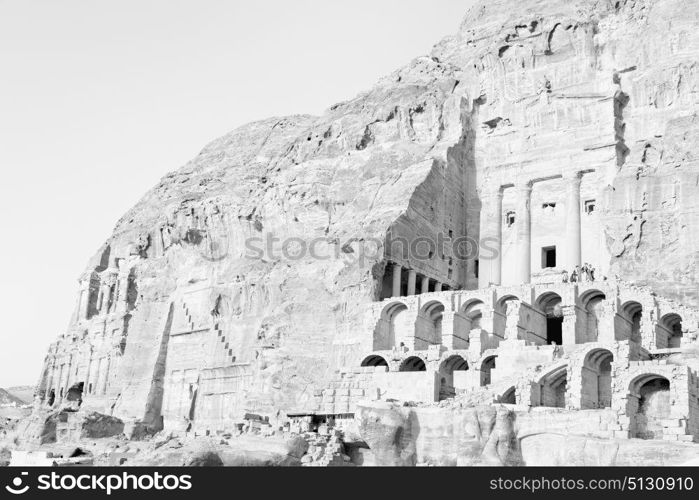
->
[[0, 414, 353, 467]]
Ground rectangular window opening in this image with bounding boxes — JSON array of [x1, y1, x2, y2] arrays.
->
[[506, 211, 516, 227], [542, 246, 557, 268]]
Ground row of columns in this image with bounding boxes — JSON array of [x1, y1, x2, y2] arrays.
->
[[479, 171, 584, 288], [76, 267, 130, 322], [390, 263, 444, 298], [41, 348, 115, 405]]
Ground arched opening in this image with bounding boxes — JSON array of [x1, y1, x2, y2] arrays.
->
[[399, 356, 426, 372], [580, 290, 607, 342], [47, 389, 56, 406], [619, 301, 643, 342], [500, 387, 516, 404], [375, 302, 410, 350], [462, 299, 485, 331], [66, 382, 84, 406], [361, 355, 389, 368], [657, 313, 683, 349], [480, 355, 497, 386], [420, 301, 444, 346], [438, 355, 469, 400], [629, 375, 671, 439], [536, 292, 563, 345], [581, 349, 613, 409], [538, 365, 567, 408]]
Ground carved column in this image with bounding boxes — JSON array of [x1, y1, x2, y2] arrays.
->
[[78, 276, 91, 321], [101, 356, 111, 395], [564, 172, 582, 271], [391, 263, 402, 297], [515, 183, 533, 284], [407, 270, 417, 296], [479, 188, 503, 288], [420, 275, 430, 294], [115, 268, 131, 314], [435, 282, 442, 292], [99, 282, 111, 314]]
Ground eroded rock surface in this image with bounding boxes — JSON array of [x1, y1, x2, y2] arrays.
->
[[356, 402, 522, 466], [356, 401, 699, 466]]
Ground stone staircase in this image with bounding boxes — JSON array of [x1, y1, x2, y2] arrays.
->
[[173, 299, 237, 366], [212, 321, 237, 366]]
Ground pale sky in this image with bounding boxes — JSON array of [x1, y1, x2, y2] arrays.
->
[[0, 0, 469, 387]]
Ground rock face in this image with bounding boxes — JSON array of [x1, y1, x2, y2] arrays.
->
[[355, 402, 521, 466], [33, 0, 699, 437], [355, 401, 699, 466]]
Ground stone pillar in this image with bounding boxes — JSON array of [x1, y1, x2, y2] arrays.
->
[[441, 310, 456, 348], [407, 270, 417, 296], [78, 278, 90, 320], [56, 363, 64, 398], [562, 305, 579, 345], [84, 349, 94, 395], [101, 356, 111, 395], [435, 282, 442, 292], [100, 283, 111, 314], [597, 303, 616, 343], [391, 263, 402, 297], [504, 301, 523, 341], [115, 270, 131, 314], [564, 172, 582, 271], [479, 189, 503, 288], [515, 183, 533, 284], [420, 275, 430, 294]]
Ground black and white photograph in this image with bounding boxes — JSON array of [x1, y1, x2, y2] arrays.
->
[[1, 0, 698, 496]]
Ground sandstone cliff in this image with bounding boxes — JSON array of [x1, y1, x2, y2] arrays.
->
[[35, 0, 699, 432]]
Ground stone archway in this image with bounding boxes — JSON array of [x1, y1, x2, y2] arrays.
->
[[581, 348, 613, 409], [500, 386, 516, 404], [537, 364, 567, 408], [657, 313, 683, 349], [438, 355, 469, 400], [480, 355, 497, 387], [627, 374, 671, 439], [399, 356, 426, 372], [419, 301, 445, 346], [618, 301, 642, 342], [361, 354, 389, 368], [462, 299, 485, 330], [580, 289, 607, 342], [375, 301, 410, 350], [536, 292, 563, 345]]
